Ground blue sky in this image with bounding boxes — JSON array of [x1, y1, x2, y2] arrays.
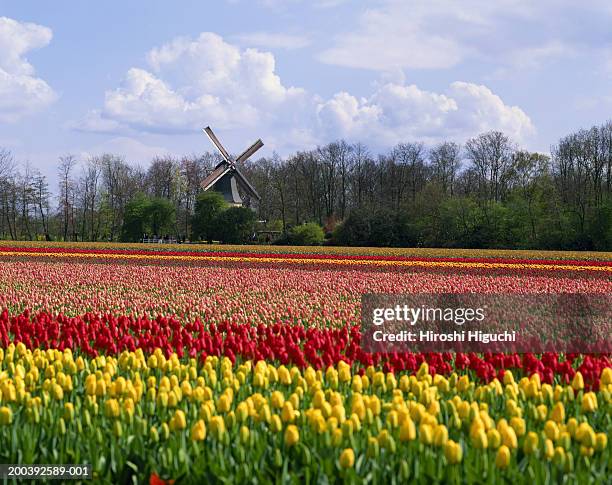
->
[[1, 0, 612, 182]]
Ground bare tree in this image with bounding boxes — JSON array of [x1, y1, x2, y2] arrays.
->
[[32, 170, 51, 240], [430, 142, 462, 196], [465, 131, 515, 203], [510, 151, 550, 241], [58, 155, 77, 241], [0, 149, 16, 238]]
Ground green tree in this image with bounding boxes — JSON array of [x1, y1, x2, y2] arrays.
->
[[192, 191, 228, 242], [148, 197, 176, 236], [121, 193, 150, 242], [120, 194, 176, 242], [288, 223, 325, 245], [214, 207, 257, 244], [333, 207, 416, 247]]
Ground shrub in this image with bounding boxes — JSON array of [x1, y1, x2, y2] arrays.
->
[[288, 223, 325, 246], [214, 207, 257, 244], [191, 192, 228, 242], [333, 207, 416, 247]]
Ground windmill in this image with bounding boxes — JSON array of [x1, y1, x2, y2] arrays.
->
[[200, 126, 263, 207]]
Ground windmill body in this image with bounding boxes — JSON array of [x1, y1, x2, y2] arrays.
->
[[200, 127, 263, 208]]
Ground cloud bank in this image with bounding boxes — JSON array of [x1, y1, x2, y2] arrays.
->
[[79, 32, 534, 151], [0, 17, 56, 123]]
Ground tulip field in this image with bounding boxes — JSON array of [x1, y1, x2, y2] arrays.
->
[[0, 243, 610, 484]]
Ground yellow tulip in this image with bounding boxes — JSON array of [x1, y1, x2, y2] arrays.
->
[[457, 375, 470, 392], [535, 404, 548, 421], [366, 436, 379, 458], [495, 446, 511, 469], [457, 401, 470, 419], [52, 383, 63, 400], [523, 432, 539, 455], [368, 396, 381, 416], [235, 402, 249, 422], [444, 440, 463, 464], [0, 406, 12, 425], [85, 375, 97, 395], [332, 404, 346, 423], [171, 409, 187, 431], [63, 402, 75, 422], [419, 424, 433, 445], [399, 418, 416, 442], [313, 390, 326, 409], [285, 424, 299, 446], [113, 420, 122, 438], [339, 448, 355, 469], [595, 433, 607, 452], [601, 367, 612, 386], [240, 425, 250, 445], [550, 402, 565, 423], [377, 429, 390, 448], [486, 429, 501, 449], [581, 427, 596, 448], [558, 431, 571, 450], [543, 439, 554, 460], [217, 394, 232, 413], [338, 363, 351, 383], [501, 427, 518, 449], [575, 422, 593, 444], [210, 416, 226, 439], [571, 372, 584, 391], [191, 419, 206, 441], [351, 375, 363, 393], [553, 447, 566, 468], [472, 429, 488, 449], [281, 401, 295, 423], [544, 420, 559, 441], [270, 415, 282, 433], [581, 392, 597, 413], [386, 410, 399, 428], [278, 366, 292, 385], [433, 424, 448, 447], [104, 399, 120, 418], [509, 417, 525, 437], [341, 420, 353, 438], [270, 391, 284, 409]]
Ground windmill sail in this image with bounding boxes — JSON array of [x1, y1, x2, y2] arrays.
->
[[200, 127, 263, 206]]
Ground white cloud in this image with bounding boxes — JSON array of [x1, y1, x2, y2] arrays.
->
[[318, 3, 466, 70], [317, 1, 476, 70], [0, 17, 56, 122], [317, 81, 534, 145], [232, 32, 310, 50], [79, 32, 534, 151], [316, 0, 595, 72], [83, 33, 307, 135]]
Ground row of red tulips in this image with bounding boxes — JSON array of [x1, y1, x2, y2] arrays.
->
[[1, 245, 611, 267], [1, 309, 609, 389]]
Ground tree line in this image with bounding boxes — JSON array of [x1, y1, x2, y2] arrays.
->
[[1, 120, 611, 250]]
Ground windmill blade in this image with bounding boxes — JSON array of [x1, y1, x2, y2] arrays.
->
[[203, 127, 232, 163], [235, 139, 264, 164], [233, 166, 261, 200]]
